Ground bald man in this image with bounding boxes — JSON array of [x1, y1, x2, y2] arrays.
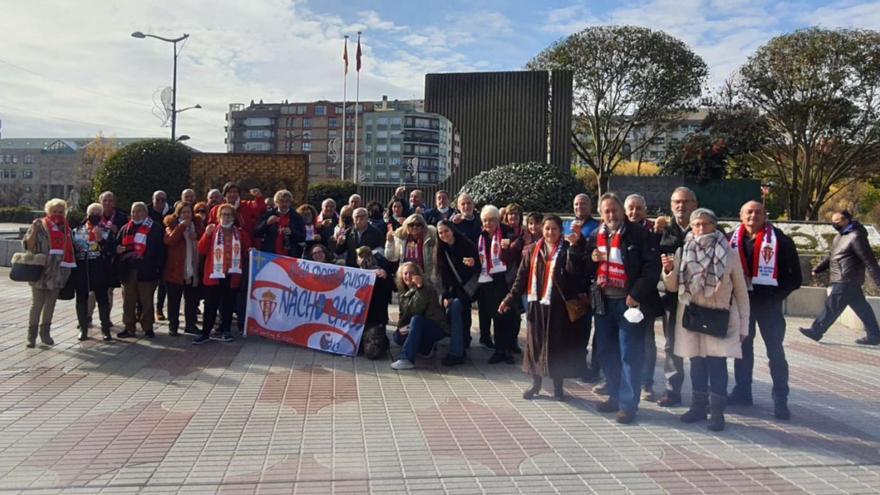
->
[[728, 200, 802, 420]]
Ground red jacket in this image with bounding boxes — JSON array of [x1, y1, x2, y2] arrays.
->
[[198, 225, 251, 288], [208, 198, 266, 247]]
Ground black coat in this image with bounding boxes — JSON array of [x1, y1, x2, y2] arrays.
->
[[453, 215, 482, 245], [72, 222, 117, 294], [585, 220, 663, 319], [815, 222, 880, 286], [437, 234, 481, 303], [116, 219, 166, 282], [334, 225, 384, 267], [739, 226, 802, 302], [255, 208, 306, 258], [424, 207, 455, 225]]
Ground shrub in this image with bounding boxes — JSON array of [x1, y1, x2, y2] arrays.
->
[[0, 206, 40, 223], [459, 162, 587, 212], [308, 180, 357, 210], [91, 139, 192, 211]]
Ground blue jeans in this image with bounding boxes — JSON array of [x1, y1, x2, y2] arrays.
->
[[395, 315, 447, 362], [690, 356, 728, 396], [595, 298, 648, 413], [447, 298, 468, 358], [811, 282, 880, 338]]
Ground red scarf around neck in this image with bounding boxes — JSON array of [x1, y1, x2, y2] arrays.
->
[[274, 211, 291, 255], [45, 216, 76, 267], [122, 218, 153, 258]]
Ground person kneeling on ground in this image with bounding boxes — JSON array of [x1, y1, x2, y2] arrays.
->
[[391, 262, 449, 370]]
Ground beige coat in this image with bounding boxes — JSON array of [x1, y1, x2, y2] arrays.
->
[[663, 246, 750, 359], [22, 220, 71, 290], [385, 224, 439, 285]]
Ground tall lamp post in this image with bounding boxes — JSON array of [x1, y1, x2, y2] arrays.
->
[[131, 31, 190, 141]]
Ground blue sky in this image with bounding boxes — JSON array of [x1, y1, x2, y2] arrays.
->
[[0, 0, 877, 151]]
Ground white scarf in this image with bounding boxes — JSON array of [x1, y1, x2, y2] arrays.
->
[[211, 226, 242, 279], [183, 222, 196, 283], [730, 223, 778, 288], [527, 239, 560, 306], [478, 228, 506, 283]]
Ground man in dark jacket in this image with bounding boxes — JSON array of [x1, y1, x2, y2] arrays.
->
[[586, 193, 662, 425], [801, 210, 880, 345], [655, 187, 698, 407], [729, 201, 802, 420], [116, 202, 166, 339], [424, 190, 456, 225], [254, 190, 306, 258], [334, 207, 384, 267], [450, 193, 482, 244]]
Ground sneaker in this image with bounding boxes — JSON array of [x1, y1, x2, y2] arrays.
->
[[391, 359, 414, 370], [592, 382, 608, 395], [596, 398, 619, 413], [641, 387, 656, 402], [657, 392, 682, 407], [116, 330, 136, 339], [616, 410, 636, 424], [192, 335, 211, 345], [441, 355, 465, 366], [855, 336, 880, 345], [799, 327, 822, 342], [219, 333, 234, 343]]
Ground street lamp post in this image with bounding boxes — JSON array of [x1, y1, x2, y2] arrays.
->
[[131, 31, 190, 141]]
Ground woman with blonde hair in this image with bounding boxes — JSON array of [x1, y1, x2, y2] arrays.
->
[[390, 262, 449, 370], [662, 208, 750, 431], [384, 213, 439, 285], [21, 198, 74, 347]]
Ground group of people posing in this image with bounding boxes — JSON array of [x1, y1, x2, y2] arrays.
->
[[22, 183, 880, 431]]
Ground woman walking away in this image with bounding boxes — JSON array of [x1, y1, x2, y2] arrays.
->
[[390, 262, 449, 370], [500, 215, 588, 401], [662, 208, 750, 431], [22, 198, 75, 347]]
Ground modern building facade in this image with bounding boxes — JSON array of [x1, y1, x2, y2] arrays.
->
[[0, 137, 145, 208], [225, 98, 453, 184]]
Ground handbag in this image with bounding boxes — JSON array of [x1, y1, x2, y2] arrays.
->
[[9, 252, 47, 282], [445, 251, 479, 299], [557, 285, 590, 322], [682, 302, 729, 338]]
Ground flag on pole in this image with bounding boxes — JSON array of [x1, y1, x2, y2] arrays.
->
[[343, 38, 349, 75], [356, 36, 362, 72]]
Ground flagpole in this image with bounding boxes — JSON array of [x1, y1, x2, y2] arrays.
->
[[354, 32, 361, 184], [341, 35, 349, 181]]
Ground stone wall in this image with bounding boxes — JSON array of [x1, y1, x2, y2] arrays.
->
[[190, 153, 309, 205]]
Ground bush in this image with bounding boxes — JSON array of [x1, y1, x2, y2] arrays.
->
[[0, 206, 40, 223], [91, 139, 192, 211], [308, 180, 357, 210], [459, 162, 587, 212]]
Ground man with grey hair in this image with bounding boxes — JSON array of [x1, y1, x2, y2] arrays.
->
[[348, 194, 363, 210], [335, 207, 383, 267], [179, 189, 196, 208], [116, 201, 165, 339], [655, 186, 698, 407], [206, 189, 223, 209]]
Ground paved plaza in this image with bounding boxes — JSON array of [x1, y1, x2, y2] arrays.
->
[[0, 268, 878, 494]]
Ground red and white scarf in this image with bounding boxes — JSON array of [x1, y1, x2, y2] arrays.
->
[[730, 223, 778, 288], [478, 228, 506, 283], [45, 216, 76, 268], [596, 225, 628, 289], [527, 239, 560, 306], [274, 212, 291, 255], [211, 226, 242, 279], [122, 218, 153, 258], [404, 237, 425, 269]]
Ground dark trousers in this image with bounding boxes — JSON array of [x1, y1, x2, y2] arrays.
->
[[595, 298, 648, 413], [446, 298, 469, 359], [156, 280, 167, 313], [76, 287, 110, 331], [642, 321, 657, 388], [662, 295, 685, 394], [202, 279, 238, 337], [811, 282, 880, 338], [733, 297, 789, 402], [477, 278, 517, 352], [690, 356, 728, 396], [166, 282, 200, 332], [394, 315, 447, 362]]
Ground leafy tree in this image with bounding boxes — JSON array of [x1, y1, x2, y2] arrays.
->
[[736, 28, 880, 220], [527, 25, 708, 194], [661, 134, 728, 183], [308, 180, 357, 210], [459, 162, 586, 212], [92, 139, 191, 211]]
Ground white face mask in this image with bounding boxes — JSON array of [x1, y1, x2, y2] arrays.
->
[[221, 221, 234, 229]]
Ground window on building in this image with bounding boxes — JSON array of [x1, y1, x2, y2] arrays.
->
[[315, 105, 327, 116], [391, 157, 401, 166], [390, 144, 401, 152], [243, 117, 273, 126], [329, 118, 338, 128], [24, 155, 33, 164], [328, 130, 338, 139], [377, 130, 388, 139], [376, 144, 387, 152], [2, 170, 8, 178], [391, 117, 402, 126], [376, 156, 386, 165], [303, 118, 312, 129], [377, 117, 389, 125], [303, 142, 312, 151], [245, 129, 273, 139], [302, 131, 312, 140], [243, 142, 271, 151], [23, 169, 33, 179], [296, 105, 307, 114], [9, 170, 15, 179]]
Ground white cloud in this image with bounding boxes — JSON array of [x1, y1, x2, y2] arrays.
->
[[797, 0, 880, 29]]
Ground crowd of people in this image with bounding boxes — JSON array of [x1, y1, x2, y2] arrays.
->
[[20, 183, 880, 430]]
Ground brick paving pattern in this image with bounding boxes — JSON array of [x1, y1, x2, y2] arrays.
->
[[0, 267, 878, 494]]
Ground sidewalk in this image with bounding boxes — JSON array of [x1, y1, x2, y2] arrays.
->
[[0, 267, 878, 494]]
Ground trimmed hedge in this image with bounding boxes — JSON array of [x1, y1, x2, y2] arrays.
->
[[459, 162, 587, 211], [308, 180, 357, 210], [91, 139, 192, 211], [0, 206, 41, 223]]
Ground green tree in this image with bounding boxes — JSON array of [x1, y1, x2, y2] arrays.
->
[[527, 25, 708, 194], [459, 162, 586, 212], [92, 139, 191, 211], [736, 28, 880, 220]]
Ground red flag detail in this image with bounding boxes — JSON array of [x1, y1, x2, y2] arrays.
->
[[356, 38, 362, 72], [343, 39, 349, 75]]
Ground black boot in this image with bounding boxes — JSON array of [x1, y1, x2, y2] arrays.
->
[[523, 375, 542, 400], [38, 324, 54, 346], [680, 392, 708, 423], [101, 326, 112, 341], [26, 325, 37, 348], [553, 378, 566, 401], [708, 393, 727, 431], [78, 327, 89, 341]]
